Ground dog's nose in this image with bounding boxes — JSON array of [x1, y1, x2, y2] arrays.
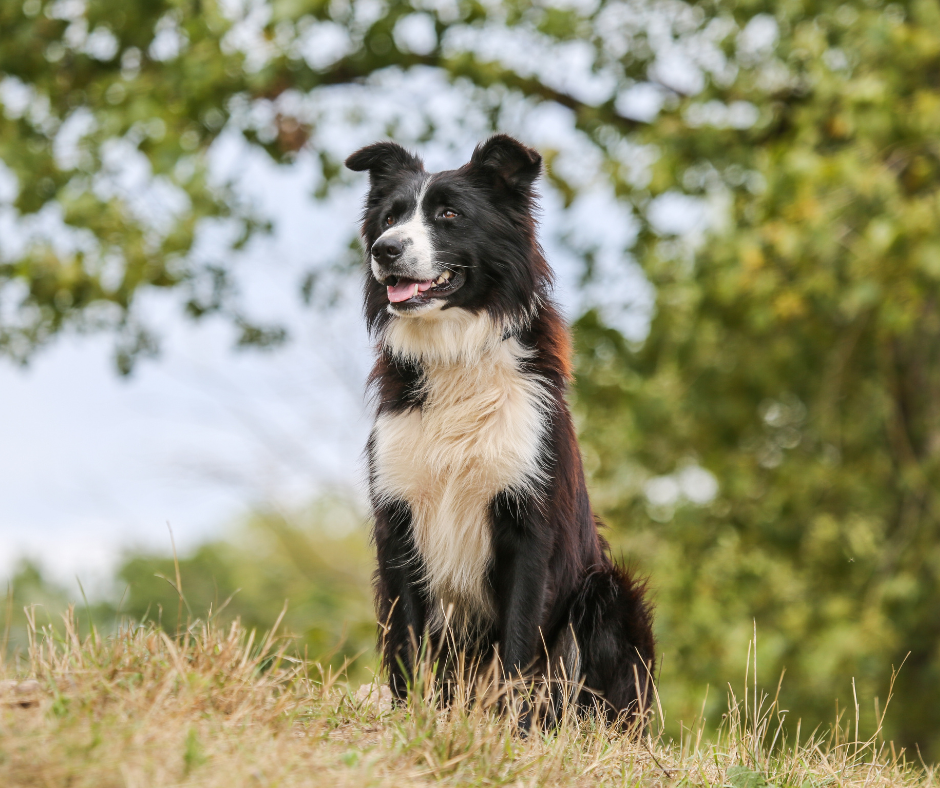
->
[[372, 237, 403, 265]]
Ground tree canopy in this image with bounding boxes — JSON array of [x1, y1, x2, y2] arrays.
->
[[573, 0, 940, 755], [1, 0, 654, 369]]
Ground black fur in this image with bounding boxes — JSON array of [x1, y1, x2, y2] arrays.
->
[[347, 135, 655, 728]]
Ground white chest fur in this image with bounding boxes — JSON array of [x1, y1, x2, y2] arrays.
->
[[371, 310, 550, 632]]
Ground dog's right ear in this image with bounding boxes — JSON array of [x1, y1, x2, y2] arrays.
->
[[345, 142, 424, 187], [469, 135, 542, 192]]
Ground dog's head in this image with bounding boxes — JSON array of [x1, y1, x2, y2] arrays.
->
[[346, 135, 549, 335]]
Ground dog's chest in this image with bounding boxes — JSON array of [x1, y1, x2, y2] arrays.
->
[[372, 341, 548, 629]]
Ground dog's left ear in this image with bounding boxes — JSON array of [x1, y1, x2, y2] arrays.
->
[[469, 135, 542, 191]]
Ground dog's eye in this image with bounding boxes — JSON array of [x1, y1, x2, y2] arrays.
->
[[440, 209, 458, 220], [385, 215, 395, 226]]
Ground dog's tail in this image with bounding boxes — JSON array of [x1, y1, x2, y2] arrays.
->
[[566, 561, 656, 727]]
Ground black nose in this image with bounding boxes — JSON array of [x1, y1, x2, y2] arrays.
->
[[372, 237, 403, 265]]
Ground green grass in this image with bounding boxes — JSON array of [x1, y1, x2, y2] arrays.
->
[[0, 608, 934, 788]]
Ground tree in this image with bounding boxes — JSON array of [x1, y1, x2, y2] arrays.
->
[[573, 0, 940, 756], [0, 0, 651, 370]]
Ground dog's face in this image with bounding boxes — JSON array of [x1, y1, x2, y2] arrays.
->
[[346, 135, 547, 333]]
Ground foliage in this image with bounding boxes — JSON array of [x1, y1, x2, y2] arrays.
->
[[115, 497, 377, 677], [0, 0, 727, 369], [1, 611, 934, 787], [0, 0, 271, 370], [1, 498, 376, 680], [1, 561, 114, 664], [572, 0, 940, 760]]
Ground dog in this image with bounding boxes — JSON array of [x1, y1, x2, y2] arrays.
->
[[346, 135, 655, 728]]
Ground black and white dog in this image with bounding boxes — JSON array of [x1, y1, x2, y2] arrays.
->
[[346, 135, 655, 726]]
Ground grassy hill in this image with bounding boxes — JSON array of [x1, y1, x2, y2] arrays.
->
[[0, 610, 932, 788]]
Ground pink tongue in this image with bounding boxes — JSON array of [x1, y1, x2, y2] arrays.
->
[[387, 279, 435, 303]]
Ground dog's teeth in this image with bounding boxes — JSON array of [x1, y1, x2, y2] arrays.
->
[[435, 276, 445, 285], [413, 283, 419, 298], [442, 270, 452, 280]]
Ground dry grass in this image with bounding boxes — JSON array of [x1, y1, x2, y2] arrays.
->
[[0, 608, 934, 788]]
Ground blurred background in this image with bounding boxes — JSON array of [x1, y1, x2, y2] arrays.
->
[[2, 0, 939, 760]]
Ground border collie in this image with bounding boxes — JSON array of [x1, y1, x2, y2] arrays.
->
[[346, 135, 655, 727]]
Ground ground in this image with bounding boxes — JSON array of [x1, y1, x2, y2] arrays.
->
[[0, 611, 933, 788]]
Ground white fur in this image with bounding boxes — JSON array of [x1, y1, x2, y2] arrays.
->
[[372, 309, 551, 634], [383, 307, 506, 363]]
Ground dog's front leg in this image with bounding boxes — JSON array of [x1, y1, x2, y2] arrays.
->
[[490, 492, 551, 730], [374, 500, 428, 701]]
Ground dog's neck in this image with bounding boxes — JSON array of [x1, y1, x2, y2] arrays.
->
[[381, 307, 529, 368]]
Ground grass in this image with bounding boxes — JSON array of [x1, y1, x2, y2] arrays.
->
[[0, 608, 935, 788]]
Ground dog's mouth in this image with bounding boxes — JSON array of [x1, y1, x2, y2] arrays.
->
[[382, 269, 464, 307]]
